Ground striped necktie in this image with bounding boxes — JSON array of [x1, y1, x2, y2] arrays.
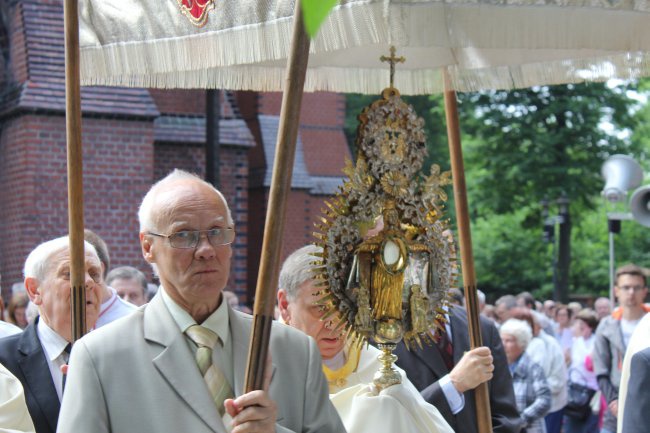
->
[[436, 329, 454, 371], [185, 325, 234, 416], [62, 343, 72, 392]]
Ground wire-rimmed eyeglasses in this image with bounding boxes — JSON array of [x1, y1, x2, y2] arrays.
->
[[148, 228, 235, 249]]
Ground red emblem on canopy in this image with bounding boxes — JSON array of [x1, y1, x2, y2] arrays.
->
[[177, 0, 215, 27]]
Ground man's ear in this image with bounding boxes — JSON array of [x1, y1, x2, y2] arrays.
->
[[140, 233, 155, 264], [25, 277, 42, 305], [277, 289, 291, 324]]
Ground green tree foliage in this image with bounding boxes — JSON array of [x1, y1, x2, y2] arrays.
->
[[457, 82, 640, 218], [570, 202, 650, 296], [630, 79, 650, 162], [471, 208, 552, 302], [455, 82, 642, 300]]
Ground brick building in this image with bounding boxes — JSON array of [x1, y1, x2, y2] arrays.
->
[[0, 0, 350, 306]]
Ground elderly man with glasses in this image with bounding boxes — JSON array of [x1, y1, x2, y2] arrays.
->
[[593, 263, 649, 433], [58, 169, 344, 433]]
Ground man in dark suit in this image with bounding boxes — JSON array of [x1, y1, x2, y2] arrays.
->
[[395, 304, 523, 433], [621, 346, 650, 433], [0, 236, 103, 433]]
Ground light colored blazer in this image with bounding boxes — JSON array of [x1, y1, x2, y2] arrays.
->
[[621, 347, 650, 433], [617, 313, 650, 432], [57, 293, 345, 433]]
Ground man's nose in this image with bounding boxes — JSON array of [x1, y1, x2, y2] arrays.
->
[[84, 272, 97, 287], [194, 233, 217, 258], [324, 319, 334, 330]]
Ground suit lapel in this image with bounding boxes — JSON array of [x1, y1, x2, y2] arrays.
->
[[228, 308, 277, 398], [18, 322, 60, 433], [229, 309, 248, 398], [144, 295, 226, 433], [449, 307, 470, 363], [410, 306, 471, 379], [411, 335, 450, 379]]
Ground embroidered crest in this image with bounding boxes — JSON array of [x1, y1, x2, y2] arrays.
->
[[177, 0, 215, 27]]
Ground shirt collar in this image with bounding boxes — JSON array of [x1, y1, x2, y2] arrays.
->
[[160, 286, 230, 346], [510, 353, 525, 376], [99, 286, 119, 313], [36, 317, 70, 362]]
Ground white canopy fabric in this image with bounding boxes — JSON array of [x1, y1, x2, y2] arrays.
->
[[79, 0, 650, 94]]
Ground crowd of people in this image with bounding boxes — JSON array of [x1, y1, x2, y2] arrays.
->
[[467, 270, 649, 433], [0, 169, 648, 433]]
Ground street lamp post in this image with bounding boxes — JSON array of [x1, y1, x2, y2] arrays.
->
[[542, 196, 570, 302], [607, 217, 622, 305]]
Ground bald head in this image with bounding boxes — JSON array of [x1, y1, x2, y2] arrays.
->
[[138, 170, 233, 233]]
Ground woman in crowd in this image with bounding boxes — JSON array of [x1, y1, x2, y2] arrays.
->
[[7, 292, 29, 329], [501, 318, 551, 433], [555, 304, 574, 361], [564, 309, 600, 433]]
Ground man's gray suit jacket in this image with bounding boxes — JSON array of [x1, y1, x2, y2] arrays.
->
[[56, 293, 345, 433]]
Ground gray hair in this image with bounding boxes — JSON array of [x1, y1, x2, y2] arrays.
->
[[500, 318, 533, 350], [279, 245, 322, 301], [24, 236, 97, 281], [594, 297, 611, 308], [106, 266, 148, 294], [138, 169, 233, 233], [495, 294, 517, 310], [84, 229, 110, 278]]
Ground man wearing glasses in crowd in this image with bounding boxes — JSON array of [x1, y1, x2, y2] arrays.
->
[[58, 169, 343, 433], [593, 264, 649, 433]]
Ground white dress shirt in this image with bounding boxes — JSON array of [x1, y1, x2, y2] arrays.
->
[[36, 319, 70, 401]]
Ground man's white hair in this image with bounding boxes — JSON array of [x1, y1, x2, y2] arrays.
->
[[23, 236, 97, 282], [278, 245, 322, 301], [499, 318, 533, 350], [138, 169, 234, 233]]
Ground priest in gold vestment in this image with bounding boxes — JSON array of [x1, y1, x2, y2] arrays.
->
[[277, 245, 453, 433]]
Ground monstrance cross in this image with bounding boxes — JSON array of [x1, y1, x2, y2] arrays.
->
[[380, 46, 405, 88]]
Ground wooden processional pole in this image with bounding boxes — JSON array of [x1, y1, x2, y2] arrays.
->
[[244, 2, 311, 392], [443, 69, 493, 433], [63, 0, 87, 342]]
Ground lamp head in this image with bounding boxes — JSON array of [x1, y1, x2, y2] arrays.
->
[[601, 155, 643, 203]]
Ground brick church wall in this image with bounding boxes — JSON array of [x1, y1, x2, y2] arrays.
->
[[0, 114, 154, 290]]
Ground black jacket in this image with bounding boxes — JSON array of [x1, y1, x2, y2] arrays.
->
[[0, 318, 60, 433], [395, 305, 523, 433]]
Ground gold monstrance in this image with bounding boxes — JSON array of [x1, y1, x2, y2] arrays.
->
[[312, 47, 457, 390]]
